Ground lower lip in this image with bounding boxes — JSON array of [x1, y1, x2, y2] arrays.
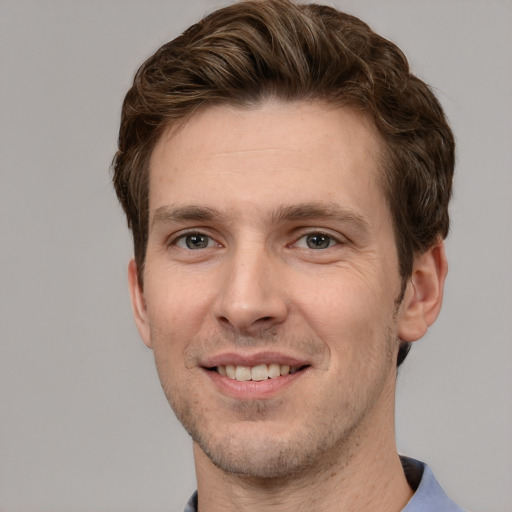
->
[[205, 368, 307, 400]]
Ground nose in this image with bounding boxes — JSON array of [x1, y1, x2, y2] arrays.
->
[[213, 245, 288, 335]]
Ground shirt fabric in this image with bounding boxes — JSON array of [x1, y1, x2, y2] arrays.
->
[[183, 457, 465, 512]]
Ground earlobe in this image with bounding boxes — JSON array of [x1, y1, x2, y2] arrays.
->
[[397, 241, 448, 342], [128, 259, 152, 348]]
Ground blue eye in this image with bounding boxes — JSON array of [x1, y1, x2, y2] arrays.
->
[[175, 233, 216, 250], [295, 232, 338, 249]]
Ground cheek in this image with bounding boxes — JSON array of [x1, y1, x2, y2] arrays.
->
[[144, 269, 219, 387], [294, 270, 396, 363], [296, 267, 387, 329], [145, 267, 213, 335]]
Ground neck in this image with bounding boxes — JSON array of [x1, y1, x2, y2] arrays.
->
[[193, 381, 412, 512]]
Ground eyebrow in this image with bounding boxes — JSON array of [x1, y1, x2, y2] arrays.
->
[[271, 203, 370, 231], [151, 202, 370, 231], [151, 205, 220, 228]]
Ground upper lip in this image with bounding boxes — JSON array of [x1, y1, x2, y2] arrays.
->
[[201, 351, 311, 368]]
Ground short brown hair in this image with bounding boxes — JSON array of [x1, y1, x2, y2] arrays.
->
[[112, 0, 455, 362]]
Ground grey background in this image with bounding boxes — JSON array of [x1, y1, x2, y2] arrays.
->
[[1, 1, 511, 511]]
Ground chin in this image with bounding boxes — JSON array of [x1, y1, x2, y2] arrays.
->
[[185, 408, 350, 480], [198, 432, 323, 479]]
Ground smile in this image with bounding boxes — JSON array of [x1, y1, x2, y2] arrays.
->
[[215, 363, 304, 381]]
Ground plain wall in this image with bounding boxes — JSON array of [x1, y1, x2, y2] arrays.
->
[[1, 1, 511, 511]]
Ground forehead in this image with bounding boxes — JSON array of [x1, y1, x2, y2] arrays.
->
[[148, 101, 387, 223]]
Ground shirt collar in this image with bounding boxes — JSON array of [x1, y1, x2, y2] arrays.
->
[[400, 457, 465, 512], [183, 457, 464, 512]]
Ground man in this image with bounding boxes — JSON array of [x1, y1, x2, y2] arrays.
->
[[112, 1, 464, 510]]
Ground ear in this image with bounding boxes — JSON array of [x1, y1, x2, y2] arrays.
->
[[397, 241, 448, 342], [128, 259, 152, 348]]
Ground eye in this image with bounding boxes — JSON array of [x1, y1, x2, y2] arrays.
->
[[174, 232, 217, 250], [295, 232, 339, 250]]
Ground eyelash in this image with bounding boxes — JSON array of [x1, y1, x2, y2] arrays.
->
[[168, 229, 344, 251], [169, 231, 220, 250], [291, 230, 344, 250]]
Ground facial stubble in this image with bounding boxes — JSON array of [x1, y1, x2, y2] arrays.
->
[[152, 322, 399, 481]]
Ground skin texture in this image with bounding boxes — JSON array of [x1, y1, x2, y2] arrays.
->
[[129, 101, 447, 512]]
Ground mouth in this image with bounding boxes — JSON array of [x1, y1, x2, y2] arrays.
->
[[208, 363, 309, 382]]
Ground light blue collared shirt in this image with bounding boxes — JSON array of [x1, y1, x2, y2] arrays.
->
[[400, 457, 465, 511], [183, 457, 465, 512]]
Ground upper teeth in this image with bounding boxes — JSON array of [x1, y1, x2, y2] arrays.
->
[[217, 364, 299, 381]]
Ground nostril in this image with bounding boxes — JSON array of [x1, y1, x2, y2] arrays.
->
[[215, 313, 282, 336]]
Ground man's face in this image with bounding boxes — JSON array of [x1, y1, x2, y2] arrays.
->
[[131, 101, 410, 478]]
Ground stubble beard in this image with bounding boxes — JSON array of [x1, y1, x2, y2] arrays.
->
[[174, 391, 359, 480], [154, 325, 399, 481]]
